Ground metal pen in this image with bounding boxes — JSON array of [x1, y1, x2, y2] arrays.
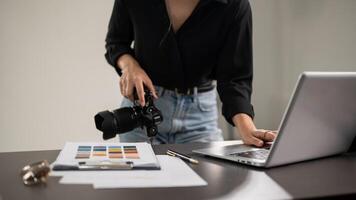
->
[[166, 149, 199, 164]]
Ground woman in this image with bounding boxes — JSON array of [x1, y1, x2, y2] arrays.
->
[[105, 0, 276, 145]]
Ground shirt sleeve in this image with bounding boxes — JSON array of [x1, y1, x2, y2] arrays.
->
[[105, 0, 134, 76], [216, 0, 254, 126]]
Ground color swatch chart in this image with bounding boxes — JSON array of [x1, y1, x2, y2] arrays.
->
[[75, 145, 140, 160]]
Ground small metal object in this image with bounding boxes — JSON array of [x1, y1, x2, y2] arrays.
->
[[20, 160, 50, 186], [166, 149, 199, 164], [78, 160, 134, 170], [52, 161, 134, 171]]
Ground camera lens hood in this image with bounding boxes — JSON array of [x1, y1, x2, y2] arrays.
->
[[94, 110, 118, 140]]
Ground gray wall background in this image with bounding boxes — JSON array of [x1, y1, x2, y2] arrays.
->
[[1, 0, 356, 152], [225, 0, 356, 139]]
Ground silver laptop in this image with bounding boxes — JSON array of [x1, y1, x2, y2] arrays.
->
[[194, 72, 356, 168]]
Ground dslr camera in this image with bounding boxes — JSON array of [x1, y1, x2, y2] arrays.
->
[[94, 89, 163, 140]]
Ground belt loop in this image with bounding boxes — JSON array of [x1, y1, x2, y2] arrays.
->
[[193, 87, 198, 95], [193, 87, 198, 102]]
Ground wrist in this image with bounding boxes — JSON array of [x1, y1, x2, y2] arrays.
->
[[117, 54, 137, 71], [232, 113, 256, 135]]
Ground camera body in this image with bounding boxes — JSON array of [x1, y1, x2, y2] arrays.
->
[[94, 89, 163, 140]]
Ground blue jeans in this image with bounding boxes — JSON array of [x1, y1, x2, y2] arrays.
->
[[119, 86, 223, 144]]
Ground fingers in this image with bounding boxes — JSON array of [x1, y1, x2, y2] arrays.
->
[[119, 61, 157, 104], [120, 76, 156, 106], [241, 129, 278, 147], [119, 78, 125, 97], [125, 79, 134, 101], [245, 136, 264, 147], [135, 80, 145, 106], [120, 74, 131, 99], [143, 79, 158, 99], [253, 130, 277, 142]]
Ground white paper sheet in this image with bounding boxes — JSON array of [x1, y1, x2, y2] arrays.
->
[[56, 155, 207, 188]]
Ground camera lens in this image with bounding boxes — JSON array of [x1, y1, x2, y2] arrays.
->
[[94, 89, 163, 140], [112, 107, 140, 132], [94, 107, 141, 140]]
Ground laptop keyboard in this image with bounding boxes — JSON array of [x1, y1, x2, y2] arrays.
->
[[230, 149, 269, 160]]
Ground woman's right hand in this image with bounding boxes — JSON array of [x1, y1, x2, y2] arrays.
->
[[117, 54, 158, 106], [233, 113, 277, 147]]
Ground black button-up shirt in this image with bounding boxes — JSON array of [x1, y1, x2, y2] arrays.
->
[[105, 0, 254, 125]]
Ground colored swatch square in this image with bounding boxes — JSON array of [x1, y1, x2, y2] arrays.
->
[[123, 146, 139, 159], [75, 146, 91, 159], [108, 146, 123, 159], [92, 146, 107, 157]]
